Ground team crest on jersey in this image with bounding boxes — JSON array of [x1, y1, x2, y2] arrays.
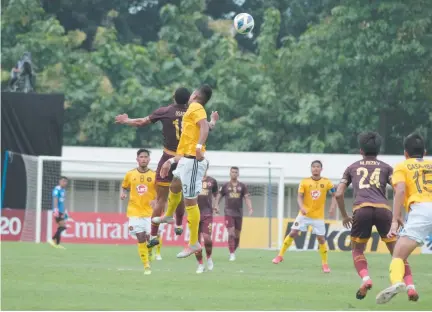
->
[[311, 190, 321, 200], [136, 184, 148, 195], [320, 184, 324, 188], [147, 177, 152, 182]]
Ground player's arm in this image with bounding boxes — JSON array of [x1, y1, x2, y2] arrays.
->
[[120, 172, 130, 200], [214, 185, 225, 214], [389, 165, 407, 237], [115, 114, 152, 127], [160, 154, 182, 178], [196, 119, 209, 160], [243, 185, 253, 216], [328, 182, 337, 218], [52, 189, 59, 216], [297, 182, 307, 215], [335, 168, 352, 227]]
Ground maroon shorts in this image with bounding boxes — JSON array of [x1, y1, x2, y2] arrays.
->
[[155, 151, 177, 186], [351, 206, 396, 243], [225, 216, 243, 231], [199, 215, 213, 236]]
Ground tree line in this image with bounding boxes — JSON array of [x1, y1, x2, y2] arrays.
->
[[1, 0, 431, 154]]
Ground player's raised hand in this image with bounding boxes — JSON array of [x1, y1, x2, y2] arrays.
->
[[210, 111, 219, 122], [115, 113, 128, 124], [342, 216, 352, 229]]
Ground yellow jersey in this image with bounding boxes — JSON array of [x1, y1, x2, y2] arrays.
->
[[176, 102, 207, 156], [392, 158, 432, 211], [121, 168, 156, 218], [298, 177, 335, 219]]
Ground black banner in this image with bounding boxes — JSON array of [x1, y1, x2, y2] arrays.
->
[[1, 92, 65, 209]]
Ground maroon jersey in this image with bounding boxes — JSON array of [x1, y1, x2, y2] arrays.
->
[[198, 176, 218, 216], [340, 158, 393, 211], [220, 182, 249, 217], [149, 104, 187, 152]]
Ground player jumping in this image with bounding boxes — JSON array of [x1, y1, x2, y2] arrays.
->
[[273, 161, 336, 273], [155, 85, 213, 258], [120, 149, 157, 275], [115, 88, 218, 249], [336, 132, 415, 300], [195, 164, 218, 273], [214, 167, 253, 261], [376, 133, 431, 304], [48, 176, 69, 249]]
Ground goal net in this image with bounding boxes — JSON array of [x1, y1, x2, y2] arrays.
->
[[1, 153, 286, 248]]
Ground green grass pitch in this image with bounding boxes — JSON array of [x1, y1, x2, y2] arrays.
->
[[1, 242, 431, 310]]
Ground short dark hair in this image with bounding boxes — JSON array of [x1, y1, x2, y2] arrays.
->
[[404, 133, 425, 158], [197, 84, 212, 105], [60, 176, 68, 180], [137, 148, 150, 156], [311, 160, 322, 167], [230, 166, 239, 171], [174, 87, 190, 105], [358, 131, 382, 156]]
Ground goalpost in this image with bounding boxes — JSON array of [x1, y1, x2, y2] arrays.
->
[[2, 152, 285, 248]]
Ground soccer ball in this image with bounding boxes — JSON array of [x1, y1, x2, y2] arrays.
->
[[233, 13, 254, 35]]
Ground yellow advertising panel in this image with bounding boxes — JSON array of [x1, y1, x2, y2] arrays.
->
[[240, 217, 420, 254]]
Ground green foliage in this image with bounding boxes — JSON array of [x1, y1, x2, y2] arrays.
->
[[1, 0, 431, 153]]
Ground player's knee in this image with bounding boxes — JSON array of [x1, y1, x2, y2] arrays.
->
[[203, 234, 212, 246], [289, 230, 299, 238], [228, 229, 235, 237], [317, 235, 326, 244]]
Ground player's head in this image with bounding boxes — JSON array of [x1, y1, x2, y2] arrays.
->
[[59, 176, 68, 188], [358, 131, 382, 157], [310, 160, 322, 177], [136, 148, 150, 168], [230, 166, 239, 180], [189, 84, 212, 105], [403, 133, 426, 159], [173, 87, 190, 106]]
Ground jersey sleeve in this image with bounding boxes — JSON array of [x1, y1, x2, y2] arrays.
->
[[242, 183, 250, 197], [340, 166, 352, 186], [52, 187, 59, 198], [212, 180, 219, 195], [121, 172, 131, 190], [219, 184, 226, 196], [392, 163, 406, 186], [148, 107, 166, 123], [327, 180, 336, 193], [192, 105, 207, 124], [298, 180, 306, 194]]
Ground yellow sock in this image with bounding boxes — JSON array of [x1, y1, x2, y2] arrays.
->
[[279, 235, 294, 256], [156, 235, 162, 255], [137, 243, 150, 268], [319, 243, 328, 265], [166, 190, 182, 217], [390, 258, 405, 285], [186, 204, 200, 245]]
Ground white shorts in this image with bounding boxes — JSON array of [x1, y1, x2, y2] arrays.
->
[[128, 217, 151, 235], [173, 157, 208, 199], [399, 202, 432, 246], [291, 215, 326, 236]]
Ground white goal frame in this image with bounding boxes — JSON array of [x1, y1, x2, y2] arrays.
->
[[34, 156, 285, 247]]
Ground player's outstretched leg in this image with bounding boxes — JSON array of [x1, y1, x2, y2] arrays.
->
[[352, 242, 372, 299], [177, 201, 202, 258], [272, 230, 298, 264], [376, 236, 419, 304], [175, 200, 185, 236], [317, 236, 330, 273]]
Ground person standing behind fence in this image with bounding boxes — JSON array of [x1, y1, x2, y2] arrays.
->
[[48, 176, 69, 249]]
